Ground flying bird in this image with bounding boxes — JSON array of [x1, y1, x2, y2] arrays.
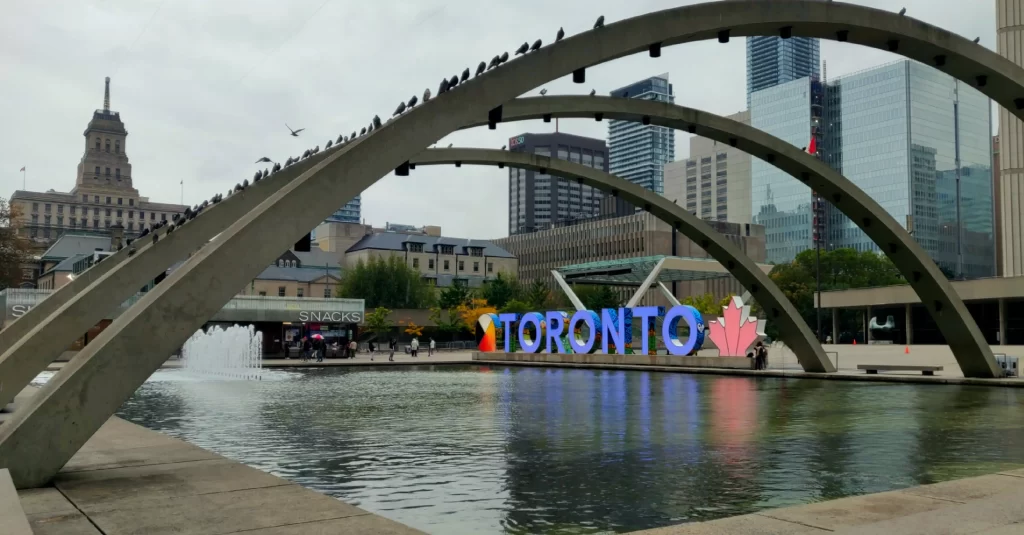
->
[[408, 95, 418, 108], [460, 67, 470, 83], [589, 89, 596, 96], [594, 15, 605, 29], [530, 39, 542, 52], [556, 27, 565, 41], [898, 7, 906, 15], [393, 102, 406, 116], [540, 88, 548, 96], [515, 42, 529, 55], [476, 61, 487, 76], [286, 124, 304, 136], [255, 156, 273, 164]]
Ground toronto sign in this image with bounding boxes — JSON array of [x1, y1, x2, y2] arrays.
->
[[476, 296, 765, 357]]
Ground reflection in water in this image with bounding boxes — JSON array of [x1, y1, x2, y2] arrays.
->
[[117, 366, 1024, 535]]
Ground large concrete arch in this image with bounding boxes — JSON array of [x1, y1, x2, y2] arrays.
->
[[2, 0, 1018, 487], [411, 148, 832, 373], [0, 142, 358, 409], [461, 96, 1001, 378]]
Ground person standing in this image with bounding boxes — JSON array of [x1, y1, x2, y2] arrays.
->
[[388, 338, 396, 362], [429, 338, 435, 357], [348, 339, 357, 359], [754, 341, 767, 370], [302, 337, 312, 362], [284, 342, 290, 360], [315, 338, 324, 362], [410, 337, 419, 357]]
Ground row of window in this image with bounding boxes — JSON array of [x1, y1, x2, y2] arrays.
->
[[94, 137, 122, 154], [93, 167, 124, 180], [409, 257, 493, 273], [31, 201, 167, 220]]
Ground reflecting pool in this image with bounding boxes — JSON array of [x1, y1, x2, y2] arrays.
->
[[116, 366, 1024, 534]]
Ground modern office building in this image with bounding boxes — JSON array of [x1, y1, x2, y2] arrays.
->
[[608, 74, 675, 196], [997, 0, 1024, 276], [10, 78, 187, 250], [506, 132, 608, 235], [825, 61, 995, 278], [750, 77, 825, 263], [664, 111, 753, 224], [746, 29, 820, 107], [494, 213, 766, 308], [324, 196, 361, 224]]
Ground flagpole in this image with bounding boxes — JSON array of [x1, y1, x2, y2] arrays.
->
[[180, 179, 183, 205], [22, 169, 26, 190]]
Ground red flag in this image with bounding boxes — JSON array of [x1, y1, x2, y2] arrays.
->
[[808, 136, 816, 154], [19, 166, 25, 172]]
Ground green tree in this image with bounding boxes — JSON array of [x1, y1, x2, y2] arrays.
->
[[438, 279, 472, 309], [0, 198, 30, 290], [364, 307, 394, 338], [767, 248, 904, 339], [336, 256, 435, 309], [571, 284, 621, 311], [480, 272, 522, 309], [683, 293, 731, 317], [500, 299, 532, 315], [523, 278, 553, 310], [429, 306, 464, 340]]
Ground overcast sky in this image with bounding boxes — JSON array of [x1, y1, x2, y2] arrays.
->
[[0, 0, 998, 240]]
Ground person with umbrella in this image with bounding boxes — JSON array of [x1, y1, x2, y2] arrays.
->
[[311, 334, 325, 362]]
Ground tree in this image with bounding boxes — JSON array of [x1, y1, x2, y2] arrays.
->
[[683, 293, 731, 317], [766, 248, 904, 339], [501, 299, 532, 315], [523, 278, 553, 310], [456, 298, 498, 333], [572, 284, 621, 311], [336, 256, 435, 309], [429, 306, 464, 340], [0, 198, 30, 290], [438, 279, 472, 309], [480, 272, 521, 310], [364, 307, 393, 338], [404, 321, 424, 337]]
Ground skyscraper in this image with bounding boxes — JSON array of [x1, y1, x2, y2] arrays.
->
[[507, 132, 607, 235], [746, 35, 820, 107], [608, 74, 675, 196], [325, 196, 361, 224]]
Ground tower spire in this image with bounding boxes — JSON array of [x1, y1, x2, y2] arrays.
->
[[103, 77, 110, 112]]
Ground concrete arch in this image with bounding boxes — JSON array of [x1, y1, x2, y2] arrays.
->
[[2, 0, 1017, 487], [460, 96, 1001, 379], [411, 148, 832, 373], [0, 142, 356, 410]]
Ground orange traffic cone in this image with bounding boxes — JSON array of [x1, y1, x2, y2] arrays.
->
[[853, 339, 857, 345], [905, 345, 910, 354]]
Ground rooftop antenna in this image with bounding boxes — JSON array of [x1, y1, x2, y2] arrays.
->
[[103, 77, 111, 112]]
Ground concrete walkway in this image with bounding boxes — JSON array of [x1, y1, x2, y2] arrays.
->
[[629, 469, 1024, 534], [15, 415, 425, 535], [44, 351, 476, 372]]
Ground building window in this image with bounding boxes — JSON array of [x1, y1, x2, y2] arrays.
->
[[105, 220, 111, 228], [105, 139, 110, 152], [93, 219, 99, 228], [105, 208, 111, 216], [473, 261, 479, 272], [69, 217, 76, 227], [44, 203, 51, 213], [30, 214, 37, 223], [297, 288, 304, 298], [128, 211, 134, 219], [94, 196, 100, 203], [82, 195, 88, 202], [105, 167, 111, 176], [95, 138, 101, 150], [150, 213, 155, 220], [323, 287, 331, 298], [278, 286, 286, 297], [106, 197, 111, 204], [161, 213, 166, 221], [94, 166, 101, 176], [117, 198, 122, 205], [57, 204, 63, 214], [43, 215, 50, 225], [31, 202, 38, 212], [444, 260, 450, 270], [116, 210, 122, 218], [413, 258, 419, 268], [115, 140, 120, 154], [129, 199, 134, 206], [57, 216, 63, 226], [458, 260, 464, 271], [70, 206, 76, 215], [429, 259, 435, 269], [139, 211, 145, 219], [127, 222, 133, 231]]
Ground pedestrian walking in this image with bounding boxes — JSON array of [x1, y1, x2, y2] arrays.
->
[[429, 338, 435, 356], [410, 337, 419, 357], [302, 337, 312, 362], [388, 338, 396, 362], [348, 339, 357, 359], [314, 338, 324, 362]]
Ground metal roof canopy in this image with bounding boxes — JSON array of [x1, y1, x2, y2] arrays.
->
[[556, 255, 771, 286]]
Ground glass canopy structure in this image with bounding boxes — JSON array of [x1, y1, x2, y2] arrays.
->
[[556, 255, 772, 286]]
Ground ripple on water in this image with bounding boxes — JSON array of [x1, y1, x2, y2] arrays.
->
[[113, 365, 1024, 534]]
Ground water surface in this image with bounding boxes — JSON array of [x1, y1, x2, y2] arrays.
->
[[116, 365, 1024, 534]]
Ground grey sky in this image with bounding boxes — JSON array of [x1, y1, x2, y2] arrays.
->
[[0, 0, 998, 240]]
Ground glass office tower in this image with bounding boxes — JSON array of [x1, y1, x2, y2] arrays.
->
[[746, 35, 820, 107], [750, 77, 824, 263], [827, 61, 995, 278], [608, 74, 675, 195]]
